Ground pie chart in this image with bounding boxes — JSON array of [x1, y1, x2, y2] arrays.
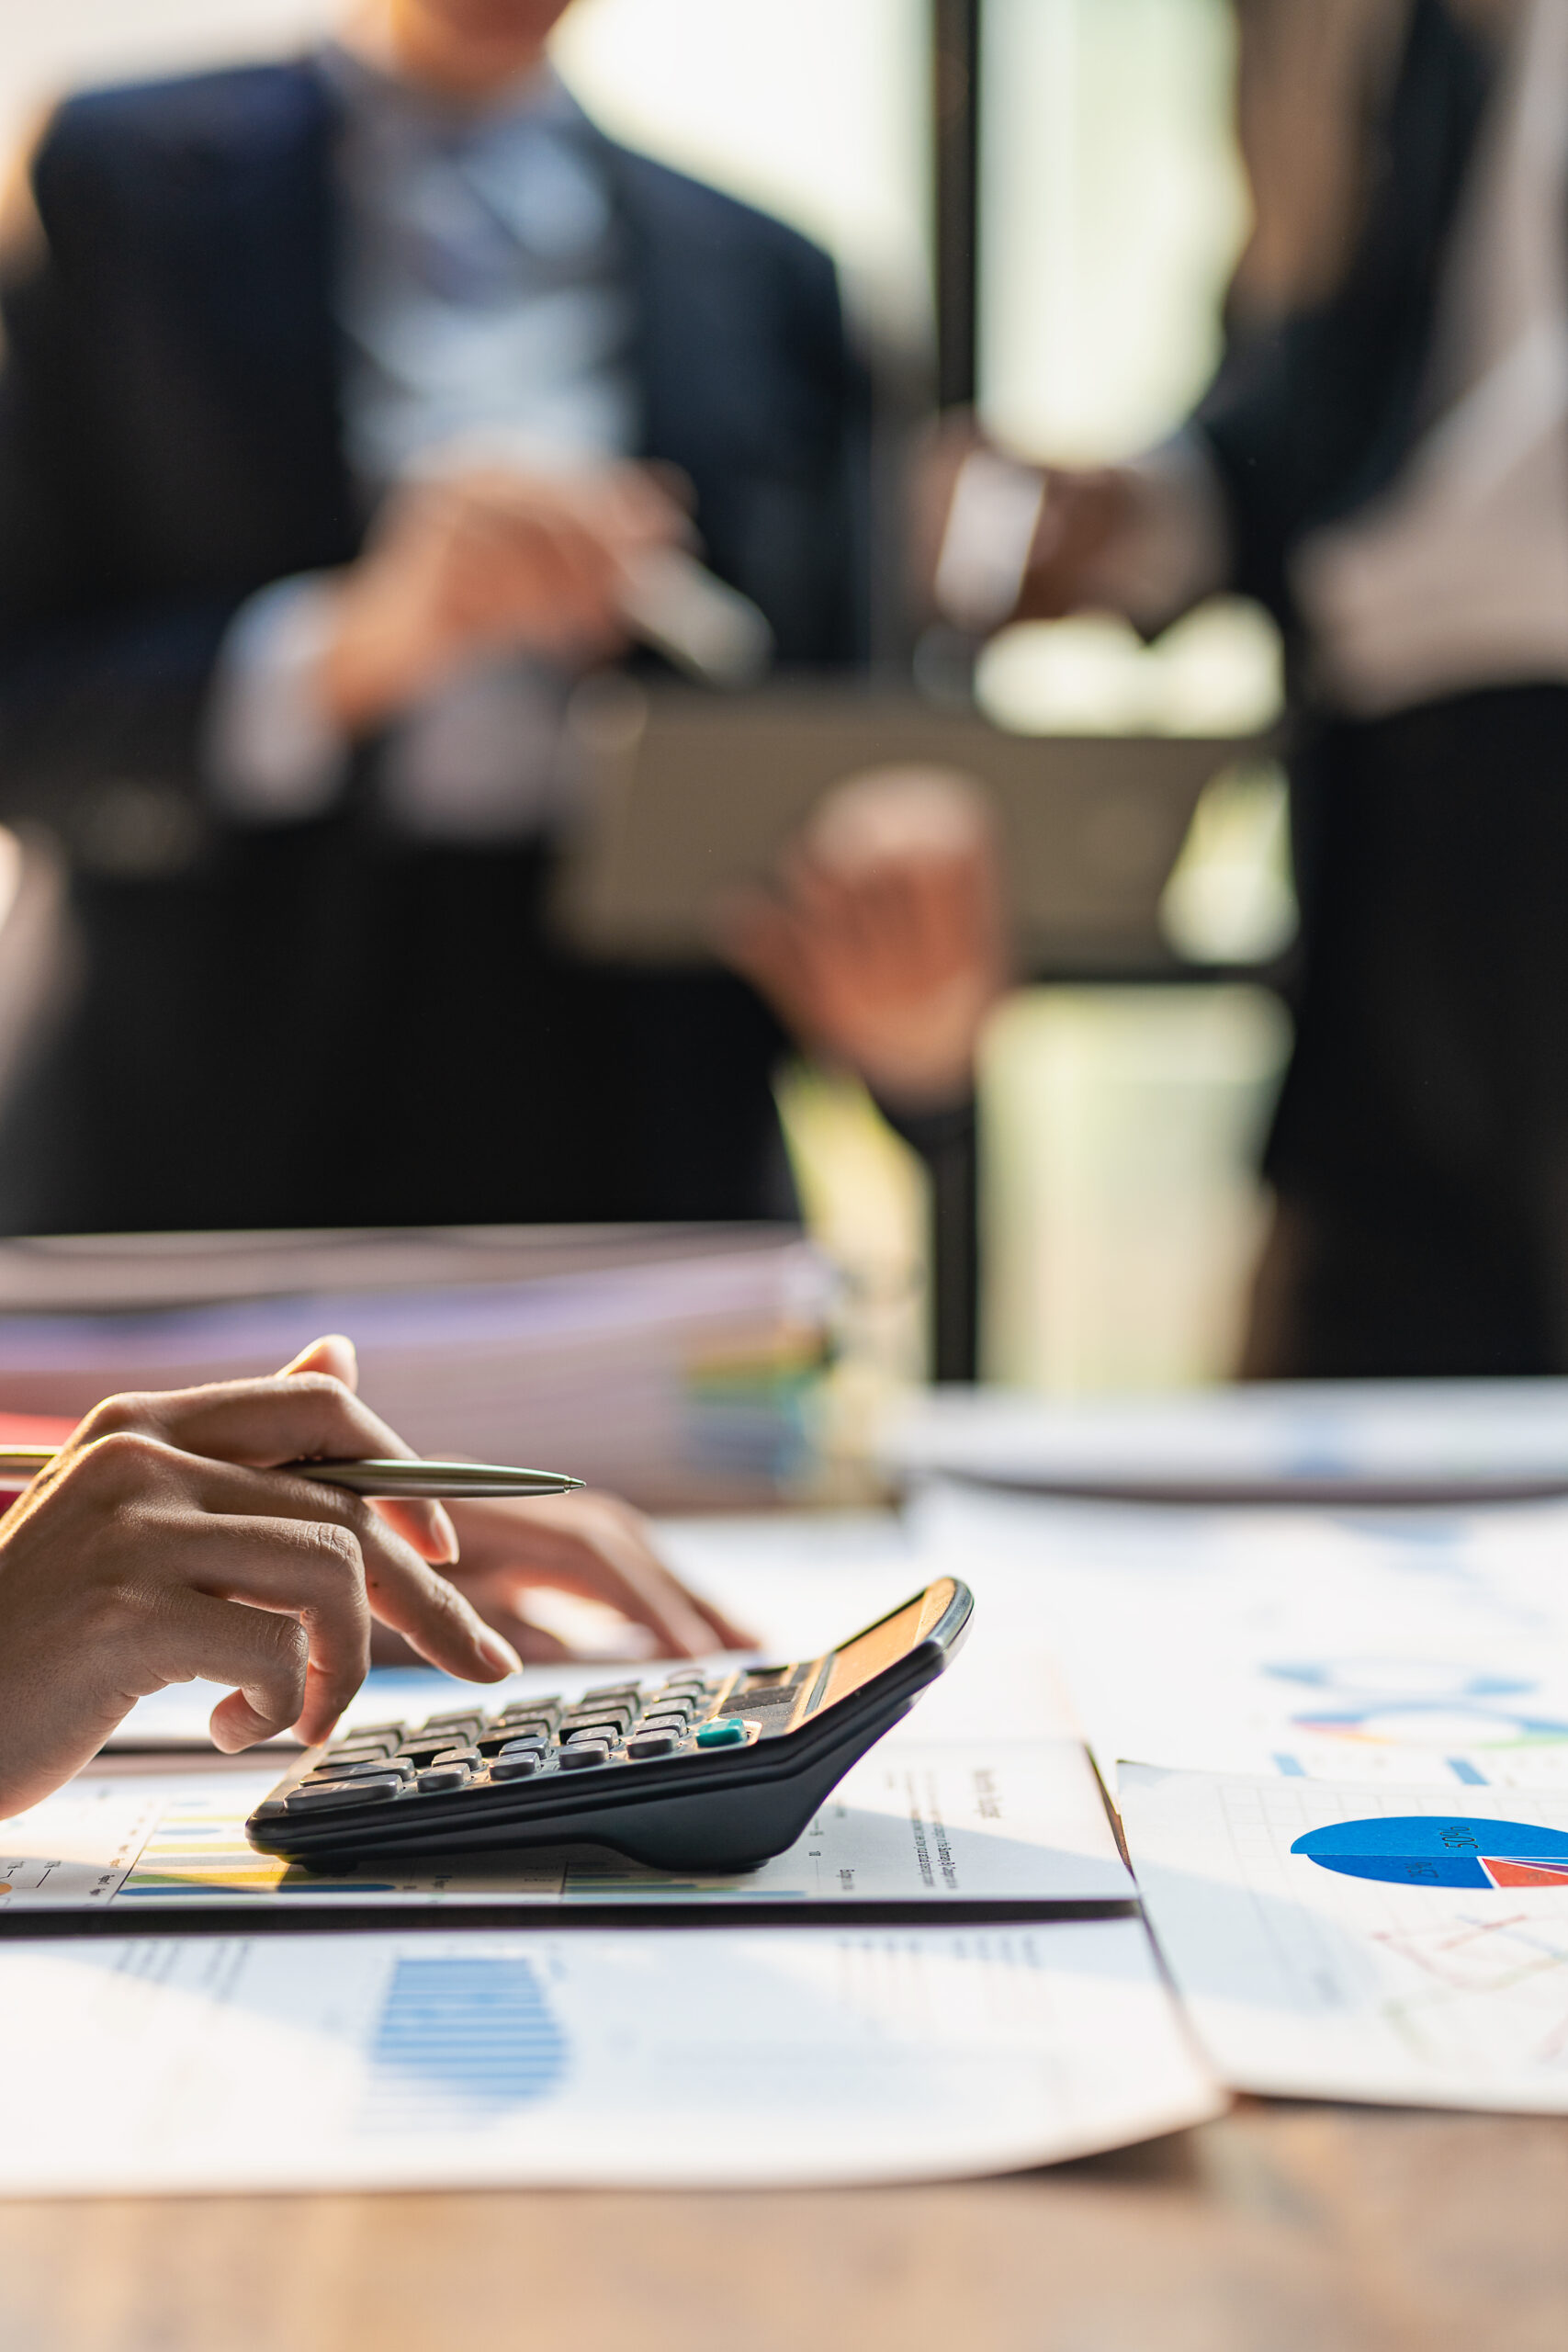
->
[[1292, 1815, 1568, 1889]]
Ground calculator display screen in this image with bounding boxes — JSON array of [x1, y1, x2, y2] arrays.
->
[[814, 1578, 958, 1714]]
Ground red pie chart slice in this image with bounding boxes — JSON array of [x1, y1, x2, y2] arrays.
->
[[1482, 1856, 1568, 1888]]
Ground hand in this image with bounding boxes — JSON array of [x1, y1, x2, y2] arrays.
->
[[915, 413, 1134, 631], [0, 1335, 518, 1816], [721, 765, 1009, 1110], [370, 1489, 756, 1668], [318, 461, 692, 731], [1015, 466, 1137, 621]]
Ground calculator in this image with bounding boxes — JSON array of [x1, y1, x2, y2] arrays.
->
[[247, 1577, 972, 1875]]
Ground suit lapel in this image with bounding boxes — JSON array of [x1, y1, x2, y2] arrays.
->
[[157, 60, 358, 572]]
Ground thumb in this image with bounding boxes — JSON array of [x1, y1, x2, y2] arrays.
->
[[280, 1332, 360, 1392]]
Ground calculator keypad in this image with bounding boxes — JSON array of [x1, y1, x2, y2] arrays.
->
[[277, 1669, 776, 1815]]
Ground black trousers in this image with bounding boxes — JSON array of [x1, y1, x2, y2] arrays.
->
[[0, 823, 795, 1236], [1263, 681, 1568, 1377]]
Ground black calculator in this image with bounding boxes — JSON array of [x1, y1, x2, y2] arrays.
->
[[247, 1577, 972, 1875]]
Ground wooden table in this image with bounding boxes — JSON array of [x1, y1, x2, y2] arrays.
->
[[7, 2101, 1567, 2352]]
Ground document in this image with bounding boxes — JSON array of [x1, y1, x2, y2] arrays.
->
[[0, 1224, 830, 1506], [882, 1376, 1568, 1498], [0, 1735, 1131, 1916], [1121, 1764, 1568, 2111], [913, 1482, 1568, 1791], [0, 1917, 1220, 2194]]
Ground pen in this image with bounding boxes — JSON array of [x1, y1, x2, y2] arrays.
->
[[0, 1449, 585, 1500]]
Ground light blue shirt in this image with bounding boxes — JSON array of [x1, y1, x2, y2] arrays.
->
[[206, 45, 637, 841]]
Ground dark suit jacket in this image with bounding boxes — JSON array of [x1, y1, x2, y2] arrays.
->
[[1196, 0, 1496, 650], [0, 55, 868, 820], [0, 60, 869, 1234]]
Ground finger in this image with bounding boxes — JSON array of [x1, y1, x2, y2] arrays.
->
[[451, 1494, 754, 1657], [83, 1373, 459, 1566], [167, 1511, 375, 1746], [140, 1586, 311, 1751], [282, 1333, 359, 1390], [277, 1339, 452, 1566], [118, 1443, 519, 1684]]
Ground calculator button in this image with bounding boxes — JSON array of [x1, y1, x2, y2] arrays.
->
[[253, 1799, 288, 1820], [635, 1715, 689, 1736], [580, 1683, 639, 1704], [626, 1732, 679, 1759], [492, 1716, 555, 1741], [340, 1723, 406, 1744], [564, 1718, 626, 1742], [326, 1736, 399, 1762], [497, 1698, 560, 1722], [286, 1776, 403, 1810], [694, 1719, 748, 1748], [310, 1757, 414, 1783], [414, 1713, 483, 1742], [416, 1764, 470, 1792], [557, 1743, 611, 1771], [498, 1733, 548, 1757], [491, 1751, 543, 1780], [430, 1746, 481, 1767]]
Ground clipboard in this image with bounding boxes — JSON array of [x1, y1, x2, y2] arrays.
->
[[555, 679, 1259, 970]]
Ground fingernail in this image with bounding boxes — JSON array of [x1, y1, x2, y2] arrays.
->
[[432, 1503, 459, 1564], [479, 1630, 522, 1676]]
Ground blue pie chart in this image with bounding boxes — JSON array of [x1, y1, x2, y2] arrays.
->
[[1292, 1815, 1568, 1890]]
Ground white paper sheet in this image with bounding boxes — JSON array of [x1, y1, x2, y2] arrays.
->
[[1122, 1764, 1568, 2111], [882, 1377, 1568, 1498], [0, 1733, 1130, 1914], [913, 1482, 1568, 1791], [0, 1918, 1219, 2194]]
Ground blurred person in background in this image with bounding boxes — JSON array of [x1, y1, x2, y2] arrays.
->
[[0, 0, 869, 1237], [931, 0, 1568, 1380]]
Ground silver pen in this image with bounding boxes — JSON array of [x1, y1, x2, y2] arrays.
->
[[0, 1448, 584, 1499]]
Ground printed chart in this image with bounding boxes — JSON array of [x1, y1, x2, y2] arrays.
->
[[1294, 1815, 1568, 1890], [0, 1736, 1130, 1916], [1121, 1765, 1568, 2109], [0, 1921, 1219, 2193]]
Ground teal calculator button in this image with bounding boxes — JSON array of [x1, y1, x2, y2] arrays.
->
[[695, 1718, 748, 1748]]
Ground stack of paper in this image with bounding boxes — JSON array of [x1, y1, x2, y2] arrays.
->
[[0, 1225, 831, 1505]]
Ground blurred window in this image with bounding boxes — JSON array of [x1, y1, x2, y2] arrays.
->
[[555, 0, 931, 350], [980, 0, 1247, 460], [0, 2, 334, 165]]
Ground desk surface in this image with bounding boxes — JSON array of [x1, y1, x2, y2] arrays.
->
[[7, 2102, 1566, 2352]]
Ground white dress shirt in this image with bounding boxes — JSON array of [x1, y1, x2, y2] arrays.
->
[[204, 46, 637, 841]]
